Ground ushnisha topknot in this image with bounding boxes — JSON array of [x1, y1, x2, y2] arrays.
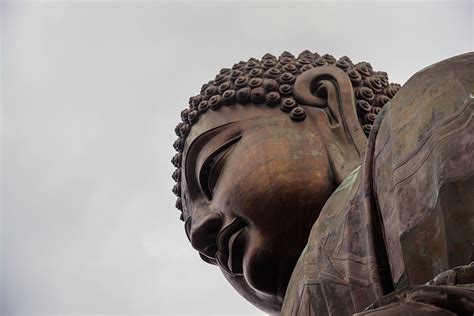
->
[[171, 50, 401, 220]]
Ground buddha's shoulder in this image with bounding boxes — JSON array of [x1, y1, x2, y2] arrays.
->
[[281, 54, 474, 315], [374, 52, 474, 288], [375, 52, 474, 166]]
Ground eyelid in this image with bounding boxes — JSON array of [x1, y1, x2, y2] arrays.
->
[[198, 135, 241, 200]]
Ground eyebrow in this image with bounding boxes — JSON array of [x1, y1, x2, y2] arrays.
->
[[185, 122, 236, 164]]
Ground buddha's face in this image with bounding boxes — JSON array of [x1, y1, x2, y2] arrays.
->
[[181, 103, 361, 312]]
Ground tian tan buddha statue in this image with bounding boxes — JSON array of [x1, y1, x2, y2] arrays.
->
[[170, 51, 474, 315]]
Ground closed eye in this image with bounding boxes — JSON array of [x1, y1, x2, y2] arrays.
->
[[199, 135, 241, 200]]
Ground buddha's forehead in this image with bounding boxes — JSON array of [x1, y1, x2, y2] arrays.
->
[[184, 103, 283, 149]]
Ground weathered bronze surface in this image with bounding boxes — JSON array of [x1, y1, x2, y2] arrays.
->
[[171, 51, 474, 314]]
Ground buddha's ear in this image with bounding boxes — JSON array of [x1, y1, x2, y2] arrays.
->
[[294, 65, 367, 159]]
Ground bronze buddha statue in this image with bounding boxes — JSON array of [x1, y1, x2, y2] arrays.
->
[[170, 51, 474, 315]]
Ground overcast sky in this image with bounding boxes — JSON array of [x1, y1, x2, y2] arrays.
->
[[1, 1, 472, 315]]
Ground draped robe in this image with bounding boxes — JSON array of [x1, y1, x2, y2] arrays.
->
[[281, 53, 474, 315]]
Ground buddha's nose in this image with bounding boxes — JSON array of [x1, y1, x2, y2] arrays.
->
[[189, 212, 223, 259]]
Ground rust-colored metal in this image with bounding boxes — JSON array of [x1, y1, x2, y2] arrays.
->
[[171, 51, 474, 314]]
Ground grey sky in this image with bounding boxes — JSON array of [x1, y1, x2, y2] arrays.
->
[[1, 1, 472, 315]]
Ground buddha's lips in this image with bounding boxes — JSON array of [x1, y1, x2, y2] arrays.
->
[[228, 227, 245, 275], [216, 217, 246, 275]]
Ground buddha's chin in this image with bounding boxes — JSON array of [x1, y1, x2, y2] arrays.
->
[[222, 241, 300, 313], [242, 247, 295, 301], [222, 248, 297, 314]]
